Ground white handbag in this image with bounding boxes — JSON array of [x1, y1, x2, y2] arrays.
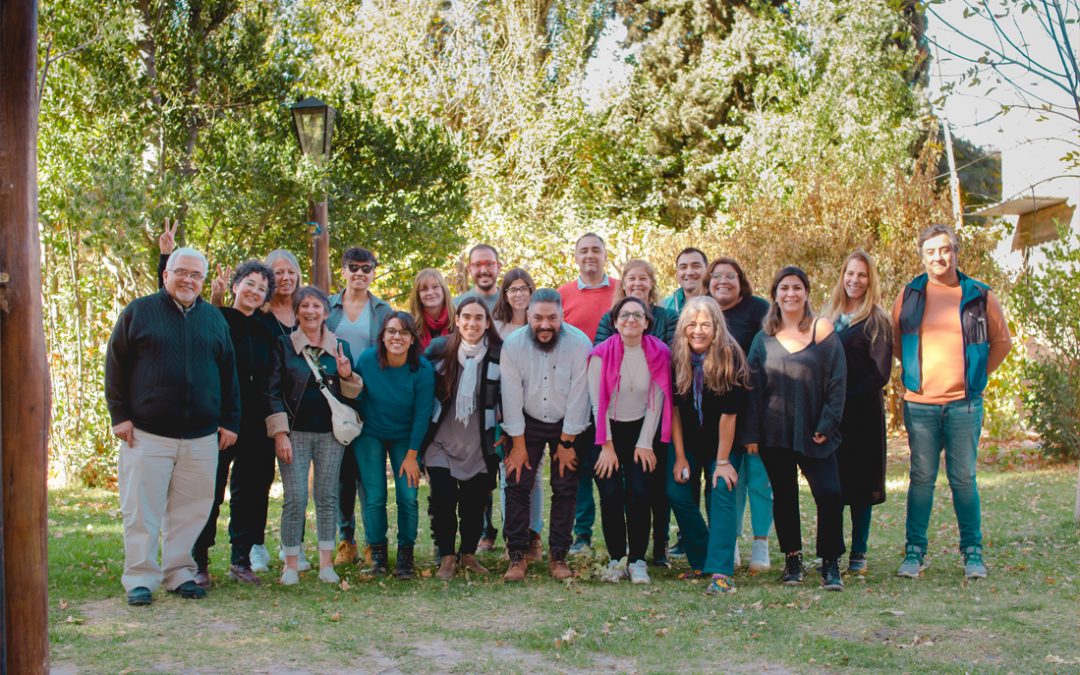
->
[[302, 347, 363, 446]]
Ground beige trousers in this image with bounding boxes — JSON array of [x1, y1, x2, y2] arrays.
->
[[118, 428, 218, 591]]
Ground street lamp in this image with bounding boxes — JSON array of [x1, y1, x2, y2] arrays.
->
[[290, 96, 336, 292]]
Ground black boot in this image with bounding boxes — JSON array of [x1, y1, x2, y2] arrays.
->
[[367, 543, 388, 576], [652, 540, 670, 568], [395, 545, 415, 580], [820, 557, 844, 591], [781, 552, 805, 585]]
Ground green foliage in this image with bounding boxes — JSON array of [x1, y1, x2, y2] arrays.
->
[[1012, 224, 1080, 459]]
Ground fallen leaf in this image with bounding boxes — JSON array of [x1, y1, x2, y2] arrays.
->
[[655, 628, 669, 637], [879, 609, 905, 617], [329, 612, 342, 622], [339, 579, 351, 591]]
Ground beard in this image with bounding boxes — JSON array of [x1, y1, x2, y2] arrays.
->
[[528, 326, 561, 353]]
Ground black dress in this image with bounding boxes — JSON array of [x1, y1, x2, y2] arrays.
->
[[835, 320, 892, 506]]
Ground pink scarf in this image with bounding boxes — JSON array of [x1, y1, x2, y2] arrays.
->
[[589, 334, 673, 445]]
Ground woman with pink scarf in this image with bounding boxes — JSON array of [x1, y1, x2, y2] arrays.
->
[[588, 296, 673, 585]]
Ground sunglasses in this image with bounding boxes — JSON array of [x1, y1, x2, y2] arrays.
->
[[347, 263, 376, 274]]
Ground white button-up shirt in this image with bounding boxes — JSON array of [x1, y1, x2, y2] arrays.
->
[[500, 323, 592, 437]]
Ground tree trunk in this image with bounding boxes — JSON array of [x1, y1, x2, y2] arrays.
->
[[0, 0, 51, 671], [1074, 463, 1079, 522]]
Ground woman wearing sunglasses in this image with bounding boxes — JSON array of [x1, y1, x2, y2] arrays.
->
[[327, 247, 395, 567]]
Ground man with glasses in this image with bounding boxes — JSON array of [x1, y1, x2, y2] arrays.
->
[[105, 247, 240, 606], [328, 247, 394, 567], [455, 244, 503, 312]]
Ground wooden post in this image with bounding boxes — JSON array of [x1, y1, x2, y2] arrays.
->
[[0, 0, 51, 672], [311, 200, 330, 293]]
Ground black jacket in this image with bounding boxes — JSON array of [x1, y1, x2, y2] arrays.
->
[[105, 290, 240, 439], [265, 328, 361, 437], [421, 337, 503, 459]]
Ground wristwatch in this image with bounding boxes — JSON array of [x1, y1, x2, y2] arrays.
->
[[558, 438, 575, 449]]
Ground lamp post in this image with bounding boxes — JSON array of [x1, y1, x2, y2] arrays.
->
[[290, 96, 336, 292]]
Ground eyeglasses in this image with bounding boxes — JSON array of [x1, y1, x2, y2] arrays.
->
[[385, 328, 413, 338], [239, 278, 269, 294], [506, 285, 531, 295], [347, 263, 375, 274], [711, 272, 738, 281], [618, 311, 645, 321], [170, 268, 205, 281], [469, 261, 498, 270]]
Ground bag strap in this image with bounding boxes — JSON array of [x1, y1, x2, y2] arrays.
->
[[302, 346, 349, 410]]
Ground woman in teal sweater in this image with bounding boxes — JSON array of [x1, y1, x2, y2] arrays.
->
[[354, 312, 435, 580]]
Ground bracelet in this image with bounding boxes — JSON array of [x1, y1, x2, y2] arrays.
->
[[716, 459, 730, 466]]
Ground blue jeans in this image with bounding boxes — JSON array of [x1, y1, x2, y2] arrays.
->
[[734, 452, 773, 539], [903, 397, 984, 551], [572, 421, 598, 542], [848, 505, 872, 554], [354, 433, 418, 547]]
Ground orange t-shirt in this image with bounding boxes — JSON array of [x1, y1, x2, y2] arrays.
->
[[892, 281, 1011, 405]]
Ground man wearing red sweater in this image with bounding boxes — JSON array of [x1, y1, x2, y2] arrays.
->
[[558, 233, 620, 554]]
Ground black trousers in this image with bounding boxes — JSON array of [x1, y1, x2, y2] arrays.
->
[[193, 431, 277, 568], [504, 415, 580, 560], [759, 446, 845, 559], [428, 466, 489, 556], [596, 418, 652, 563], [338, 449, 362, 544], [648, 434, 670, 552]]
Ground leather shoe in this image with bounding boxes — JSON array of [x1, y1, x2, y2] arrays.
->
[[170, 580, 207, 599], [549, 560, 574, 580], [436, 555, 457, 580], [459, 554, 489, 575], [126, 586, 152, 606], [503, 558, 528, 582], [228, 564, 262, 585], [335, 540, 359, 565], [194, 569, 212, 590]]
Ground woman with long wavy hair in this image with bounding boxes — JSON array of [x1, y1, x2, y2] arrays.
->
[[669, 296, 751, 594], [409, 268, 456, 350]]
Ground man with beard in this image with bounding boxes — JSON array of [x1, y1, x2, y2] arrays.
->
[[662, 247, 709, 314], [500, 289, 592, 580], [455, 244, 502, 312]]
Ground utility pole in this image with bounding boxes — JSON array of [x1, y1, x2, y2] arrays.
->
[[0, 0, 51, 672], [935, 48, 964, 228]]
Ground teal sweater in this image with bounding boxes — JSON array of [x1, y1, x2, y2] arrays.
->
[[355, 346, 435, 449]]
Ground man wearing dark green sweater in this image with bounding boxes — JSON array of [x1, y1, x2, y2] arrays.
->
[[105, 247, 240, 606]]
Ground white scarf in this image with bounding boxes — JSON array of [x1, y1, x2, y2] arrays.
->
[[455, 338, 487, 424]]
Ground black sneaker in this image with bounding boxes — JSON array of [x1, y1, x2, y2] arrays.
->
[[170, 580, 207, 599], [126, 586, 152, 606], [821, 558, 844, 591], [847, 552, 867, 575], [781, 552, 805, 585]]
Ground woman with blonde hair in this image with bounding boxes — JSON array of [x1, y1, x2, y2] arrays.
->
[[823, 250, 892, 574], [409, 268, 456, 350], [669, 296, 751, 594]]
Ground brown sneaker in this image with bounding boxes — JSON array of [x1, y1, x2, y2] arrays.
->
[[476, 537, 496, 553], [228, 564, 262, 585], [334, 540, 359, 565], [460, 553, 490, 575], [549, 560, 574, 580], [526, 531, 544, 562], [503, 558, 528, 582], [436, 554, 457, 580]]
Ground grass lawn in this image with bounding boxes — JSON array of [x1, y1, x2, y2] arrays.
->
[[48, 442, 1080, 674]]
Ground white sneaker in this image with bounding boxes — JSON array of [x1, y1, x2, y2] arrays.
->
[[628, 560, 651, 585], [733, 546, 742, 569], [318, 566, 340, 584], [249, 545, 270, 572], [280, 547, 311, 571], [280, 568, 300, 585], [749, 539, 771, 573], [602, 558, 628, 583]]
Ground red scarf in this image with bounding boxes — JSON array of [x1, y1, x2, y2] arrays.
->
[[420, 306, 451, 349]]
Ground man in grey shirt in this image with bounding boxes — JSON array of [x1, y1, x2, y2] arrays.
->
[[500, 288, 591, 581], [453, 243, 502, 311]]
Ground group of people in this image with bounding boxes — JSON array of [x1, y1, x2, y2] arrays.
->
[[104, 222, 1011, 606]]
